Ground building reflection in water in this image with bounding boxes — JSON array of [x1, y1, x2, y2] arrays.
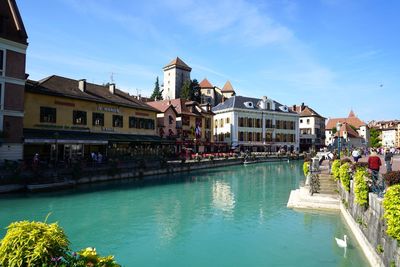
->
[[212, 180, 236, 217]]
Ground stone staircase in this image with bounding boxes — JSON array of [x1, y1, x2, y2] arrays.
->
[[317, 173, 338, 195], [287, 165, 340, 210]]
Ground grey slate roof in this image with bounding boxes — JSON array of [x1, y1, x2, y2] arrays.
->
[[212, 95, 297, 114]]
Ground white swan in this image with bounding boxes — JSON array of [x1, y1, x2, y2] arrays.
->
[[335, 235, 347, 248]]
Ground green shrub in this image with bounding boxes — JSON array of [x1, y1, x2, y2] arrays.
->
[[303, 161, 310, 177], [331, 160, 341, 181], [376, 244, 384, 254], [383, 184, 400, 242], [0, 220, 121, 267], [75, 247, 120, 267], [339, 163, 351, 192], [354, 167, 369, 206], [0, 220, 69, 266]]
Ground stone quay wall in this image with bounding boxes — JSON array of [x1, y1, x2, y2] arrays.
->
[[339, 180, 400, 267]]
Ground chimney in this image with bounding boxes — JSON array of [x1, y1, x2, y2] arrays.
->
[[292, 104, 296, 111], [78, 79, 86, 92], [301, 102, 305, 111], [109, 83, 115, 94]]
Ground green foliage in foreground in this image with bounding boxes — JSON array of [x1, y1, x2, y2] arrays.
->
[[303, 161, 310, 177], [0, 220, 120, 267], [383, 185, 400, 242], [354, 167, 369, 206], [0, 220, 69, 266], [331, 160, 341, 181], [339, 163, 351, 192]]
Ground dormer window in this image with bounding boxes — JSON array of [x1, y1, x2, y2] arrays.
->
[[244, 101, 254, 108], [279, 105, 289, 112]]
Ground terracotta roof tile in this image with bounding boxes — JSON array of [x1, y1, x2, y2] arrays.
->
[[163, 57, 192, 71], [334, 123, 362, 138], [290, 105, 325, 118], [199, 78, 214, 88], [221, 81, 235, 92], [326, 117, 366, 129]]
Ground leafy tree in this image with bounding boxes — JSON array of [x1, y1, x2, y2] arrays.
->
[[370, 128, 381, 148], [191, 79, 201, 103], [150, 76, 163, 101], [180, 80, 192, 100], [180, 79, 202, 102]]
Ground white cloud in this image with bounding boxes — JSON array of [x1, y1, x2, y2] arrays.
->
[[162, 0, 292, 46]]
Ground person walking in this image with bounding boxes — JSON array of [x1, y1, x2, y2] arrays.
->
[[384, 148, 393, 173], [352, 149, 360, 163], [368, 150, 382, 194]]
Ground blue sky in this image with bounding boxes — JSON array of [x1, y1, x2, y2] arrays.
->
[[18, 0, 400, 122]]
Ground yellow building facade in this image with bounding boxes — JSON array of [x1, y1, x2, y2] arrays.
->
[[24, 76, 162, 164]]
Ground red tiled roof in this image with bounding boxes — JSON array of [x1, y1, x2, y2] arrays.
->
[[290, 105, 325, 118], [199, 78, 213, 88], [221, 81, 235, 92], [147, 101, 177, 114], [334, 123, 362, 138], [163, 57, 192, 71], [348, 110, 356, 118], [326, 110, 366, 129]]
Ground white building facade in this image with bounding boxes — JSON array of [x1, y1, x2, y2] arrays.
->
[[212, 96, 299, 152], [382, 129, 397, 148]]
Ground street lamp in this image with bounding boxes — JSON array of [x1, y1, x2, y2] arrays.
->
[[336, 122, 342, 159]]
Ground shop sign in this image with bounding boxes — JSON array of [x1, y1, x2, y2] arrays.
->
[[55, 100, 75, 107], [135, 112, 149, 117], [35, 124, 89, 131], [98, 106, 120, 113], [101, 127, 115, 132]]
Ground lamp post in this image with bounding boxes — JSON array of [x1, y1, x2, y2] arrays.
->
[[336, 122, 342, 159]]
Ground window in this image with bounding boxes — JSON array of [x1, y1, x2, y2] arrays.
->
[[207, 89, 211, 94], [0, 82, 3, 110], [226, 117, 230, 124], [214, 119, 218, 128], [169, 115, 174, 125], [239, 131, 244, 141], [220, 118, 224, 128], [248, 118, 253, 127], [205, 118, 211, 129], [129, 117, 138, 128], [0, 49, 4, 76], [92, 112, 104, 126], [129, 117, 154, 129], [113, 115, 123, 127], [307, 119, 310, 124], [239, 117, 244, 127], [40, 107, 56, 123], [73, 110, 86, 125], [300, 119, 303, 123], [182, 116, 190, 126]]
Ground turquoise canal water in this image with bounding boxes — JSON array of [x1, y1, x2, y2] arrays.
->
[[0, 161, 369, 266]]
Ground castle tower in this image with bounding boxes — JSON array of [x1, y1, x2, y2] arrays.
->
[[221, 80, 236, 99], [162, 57, 191, 100]]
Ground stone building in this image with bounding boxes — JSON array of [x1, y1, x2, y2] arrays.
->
[[290, 103, 325, 152], [162, 57, 191, 100], [0, 0, 28, 162], [325, 110, 369, 147], [212, 95, 299, 152]]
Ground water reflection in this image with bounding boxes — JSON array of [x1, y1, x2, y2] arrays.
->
[[212, 181, 235, 217]]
